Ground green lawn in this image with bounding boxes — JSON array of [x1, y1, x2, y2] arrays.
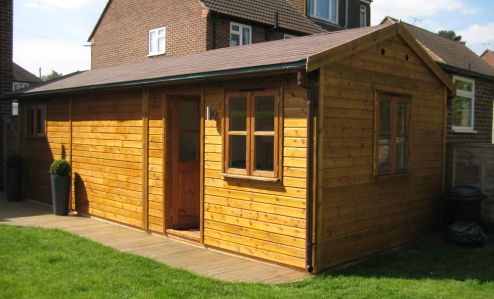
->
[[0, 224, 493, 299]]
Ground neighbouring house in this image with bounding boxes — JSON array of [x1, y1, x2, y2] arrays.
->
[[12, 63, 42, 92], [382, 17, 494, 222], [0, 0, 14, 190], [481, 49, 494, 68], [16, 23, 454, 272], [88, 0, 371, 69]]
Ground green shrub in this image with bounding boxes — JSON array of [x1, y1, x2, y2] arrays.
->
[[6, 154, 22, 168], [50, 160, 71, 176]]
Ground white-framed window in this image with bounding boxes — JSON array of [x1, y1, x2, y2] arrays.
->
[[452, 76, 476, 133], [309, 0, 338, 24], [284, 34, 295, 39], [230, 22, 252, 47], [12, 82, 30, 92], [12, 100, 18, 116], [148, 27, 166, 56], [360, 4, 367, 27]]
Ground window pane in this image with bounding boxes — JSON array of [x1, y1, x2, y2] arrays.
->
[[360, 5, 366, 27], [452, 96, 473, 127], [229, 97, 247, 131], [255, 136, 274, 171], [180, 132, 199, 162], [397, 101, 408, 136], [229, 136, 246, 169], [180, 101, 198, 131], [378, 137, 391, 173], [330, 0, 337, 21], [396, 137, 407, 170], [230, 33, 240, 46], [36, 107, 45, 135], [242, 27, 251, 45], [231, 25, 240, 32], [149, 31, 156, 53], [255, 96, 274, 131], [316, 0, 330, 19], [157, 37, 165, 53], [379, 101, 391, 134], [455, 79, 473, 92]]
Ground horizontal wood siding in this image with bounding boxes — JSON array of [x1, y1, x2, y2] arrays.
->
[[21, 98, 70, 204], [203, 79, 308, 268], [316, 36, 446, 270], [71, 91, 143, 228]]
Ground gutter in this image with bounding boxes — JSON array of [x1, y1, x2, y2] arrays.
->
[[13, 60, 307, 98], [438, 63, 494, 82]]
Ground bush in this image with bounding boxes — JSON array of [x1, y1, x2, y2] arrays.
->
[[50, 160, 71, 176], [6, 154, 22, 168]]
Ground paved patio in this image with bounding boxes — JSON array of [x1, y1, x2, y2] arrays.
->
[[0, 195, 309, 284]]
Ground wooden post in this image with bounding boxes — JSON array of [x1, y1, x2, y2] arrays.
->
[[142, 89, 149, 231], [69, 96, 73, 211], [200, 89, 205, 244]]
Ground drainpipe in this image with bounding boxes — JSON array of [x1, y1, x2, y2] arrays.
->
[[299, 70, 318, 273], [212, 12, 217, 49], [345, 0, 349, 28]]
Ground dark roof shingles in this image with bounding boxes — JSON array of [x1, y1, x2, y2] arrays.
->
[[200, 0, 323, 34], [13, 63, 42, 83], [25, 25, 387, 94]]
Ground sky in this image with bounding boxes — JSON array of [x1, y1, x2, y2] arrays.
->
[[13, 0, 494, 77]]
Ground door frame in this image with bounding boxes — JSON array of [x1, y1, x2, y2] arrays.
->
[[164, 92, 204, 243]]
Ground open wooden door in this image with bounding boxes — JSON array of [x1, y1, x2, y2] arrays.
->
[[169, 96, 200, 229]]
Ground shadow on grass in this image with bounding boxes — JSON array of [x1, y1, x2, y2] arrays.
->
[[321, 226, 494, 283]]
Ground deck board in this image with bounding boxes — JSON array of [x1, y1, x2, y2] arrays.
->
[[0, 198, 309, 284]]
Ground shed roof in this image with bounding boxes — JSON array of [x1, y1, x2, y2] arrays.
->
[[22, 23, 454, 97], [381, 17, 494, 79], [13, 63, 42, 83]]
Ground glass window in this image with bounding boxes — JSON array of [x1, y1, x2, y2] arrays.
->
[[149, 27, 166, 56], [452, 76, 475, 132], [230, 22, 252, 47], [360, 5, 367, 27], [225, 91, 280, 178], [376, 94, 410, 176], [25, 104, 45, 138], [309, 0, 338, 24]]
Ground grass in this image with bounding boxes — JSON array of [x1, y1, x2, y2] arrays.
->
[[0, 224, 493, 299]]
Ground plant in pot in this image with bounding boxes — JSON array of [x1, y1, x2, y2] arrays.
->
[[6, 154, 22, 201], [50, 159, 71, 216]]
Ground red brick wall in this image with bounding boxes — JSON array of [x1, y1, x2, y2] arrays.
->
[[210, 17, 288, 50], [0, 0, 14, 190], [90, 0, 208, 69], [447, 75, 494, 144]]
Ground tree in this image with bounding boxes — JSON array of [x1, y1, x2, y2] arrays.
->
[[41, 70, 63, 81], [438, 30, 466, 44]]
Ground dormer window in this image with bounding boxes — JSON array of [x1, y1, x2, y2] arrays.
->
[[149, 27, 166, 56], [360, 4, 367, 27], [309, 0, 338, 24], [230, 22, 252, 47]]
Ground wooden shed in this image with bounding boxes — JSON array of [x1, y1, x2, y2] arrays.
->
[[17, 23, 454, 272]]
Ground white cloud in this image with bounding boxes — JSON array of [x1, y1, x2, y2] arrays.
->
[[22, 0, 97, 9], [13, 37, 90, 77], [458, 23, 494, 54], [371, 0, 473, 25]]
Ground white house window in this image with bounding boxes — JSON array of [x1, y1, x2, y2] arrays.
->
[[12, 100, 18, 116], [309, 0, 338, 24], [148, 27, 166, 56], [12, 82, 30, 92], [230, 22, 251, 47], [452, 76, 476, 132], [360, 5, 367, 27]]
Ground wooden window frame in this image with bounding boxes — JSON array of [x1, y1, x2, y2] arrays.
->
[[223, 89, 281, 181], [374, 92, 411, 178], [25, 103, 46, 138]]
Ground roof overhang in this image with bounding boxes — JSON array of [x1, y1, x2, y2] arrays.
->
[[306, 22, 456, 94]]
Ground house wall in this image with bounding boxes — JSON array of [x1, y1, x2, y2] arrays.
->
[[20, 75, 308, 269], [446, 75, 494, 144], [0, 0, 14, 190], [90, 0, 208, 69], [315, 36, 447, 271]]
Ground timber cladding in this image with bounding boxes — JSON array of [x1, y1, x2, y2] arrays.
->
[[315, 36, 447, 271]]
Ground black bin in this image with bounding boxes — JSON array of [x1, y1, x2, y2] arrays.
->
[[446, 185, 483, 224]]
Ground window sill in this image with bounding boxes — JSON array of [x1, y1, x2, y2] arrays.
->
[[452, 128, 478, 134], [222, 173, 281, 183], [374, 172, 411, 183], [148, 52, 166, 57], [308, 15, 341, 27]]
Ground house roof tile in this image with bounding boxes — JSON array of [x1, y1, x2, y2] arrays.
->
[[13, 63, 42, 83]]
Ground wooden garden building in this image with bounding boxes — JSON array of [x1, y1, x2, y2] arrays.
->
[[17, 23, 454, 272]]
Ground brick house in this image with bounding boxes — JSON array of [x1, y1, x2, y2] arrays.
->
[[89, 0, 372, 69], [0, 0, 14, 190], [481, 50, 494, 68]]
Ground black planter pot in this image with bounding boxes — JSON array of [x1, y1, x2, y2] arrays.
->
[[6, 167, 22, 201], [51, 175, 70, 216]]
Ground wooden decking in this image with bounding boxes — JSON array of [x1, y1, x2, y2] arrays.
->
[[0, 197, 309, 284]]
